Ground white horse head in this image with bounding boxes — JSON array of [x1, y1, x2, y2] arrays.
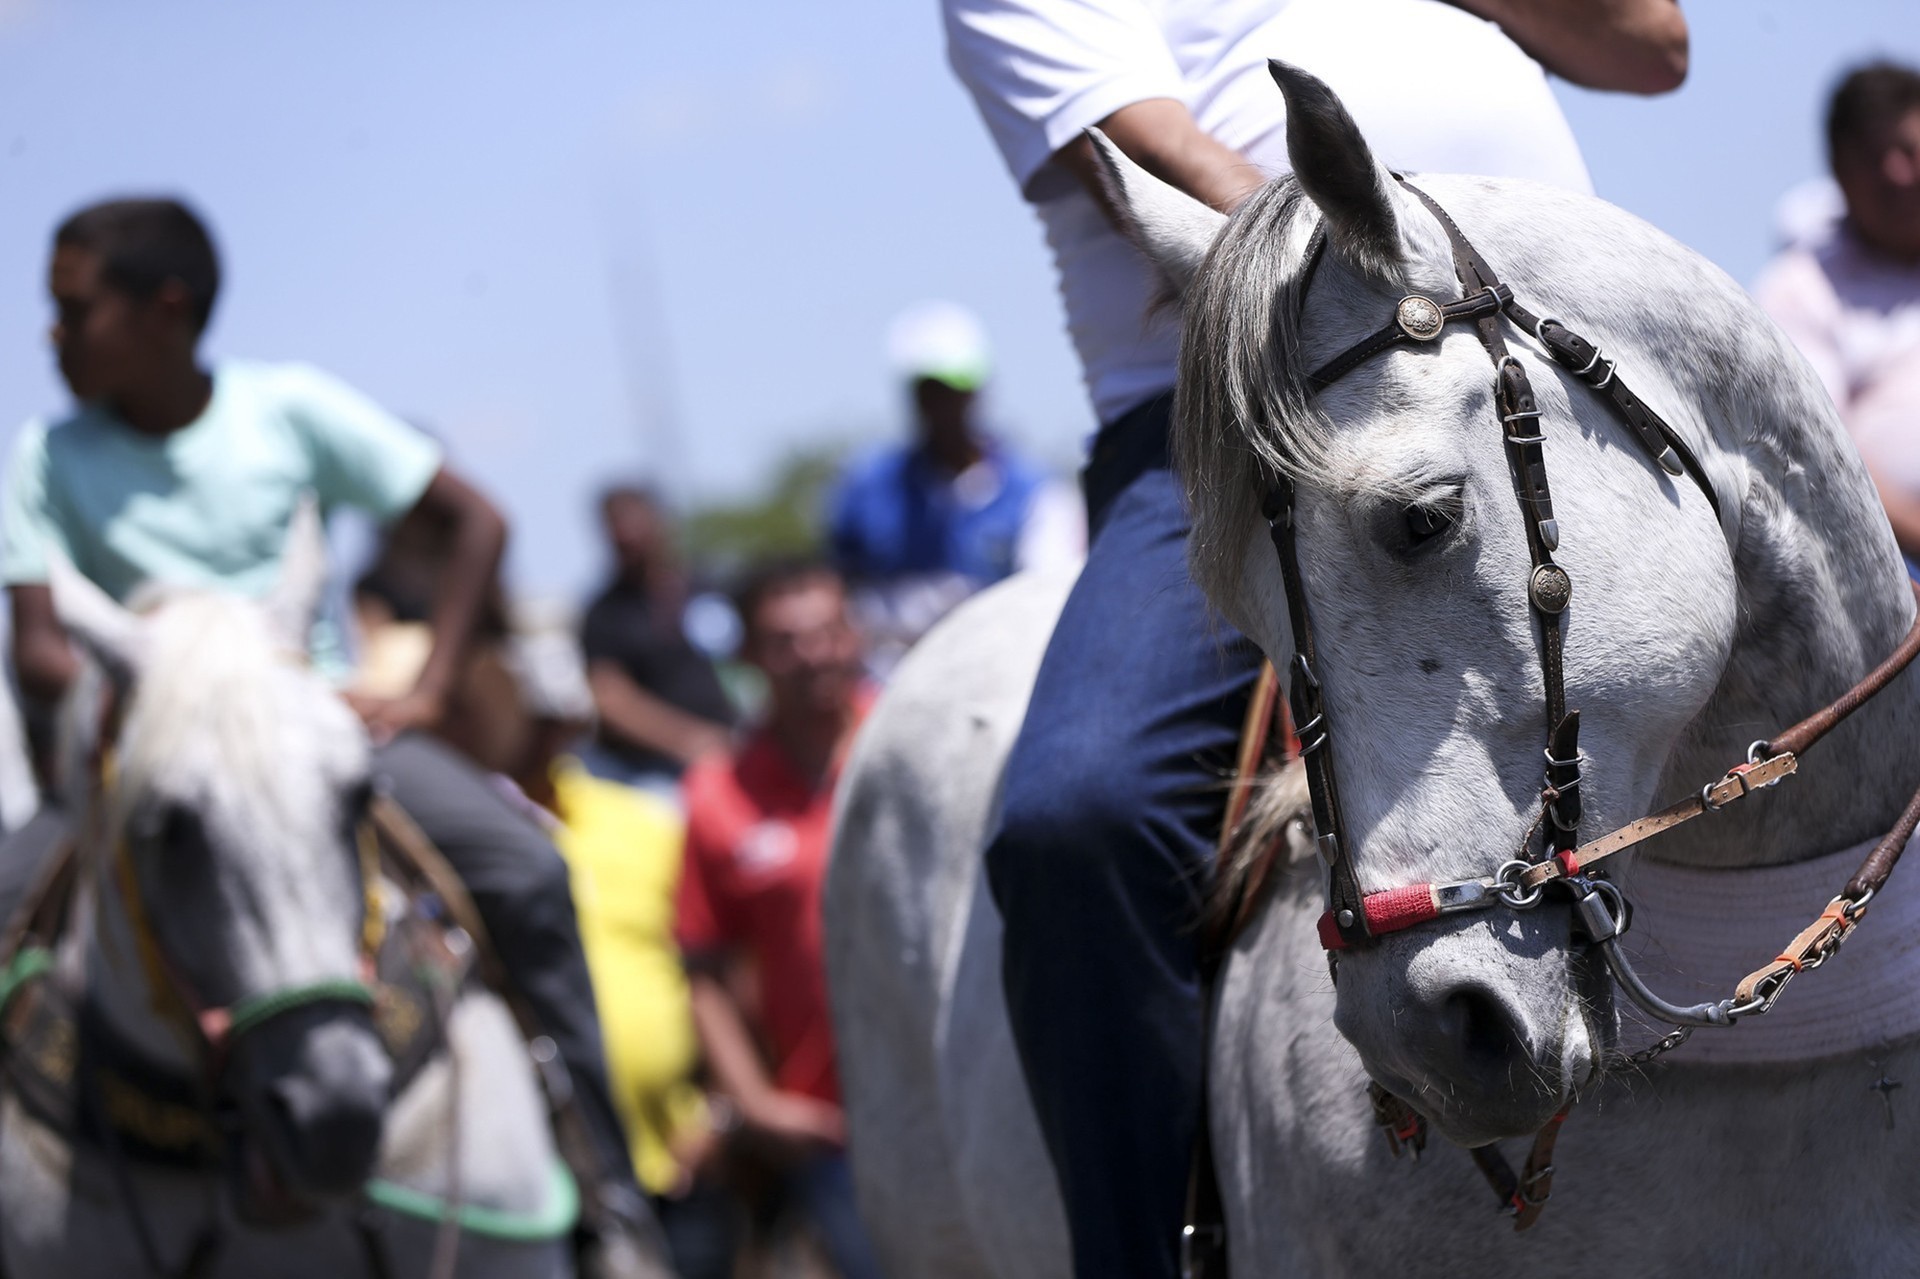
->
[[51, 498, 393, 1201], [1096, 64, 1916, 1145]]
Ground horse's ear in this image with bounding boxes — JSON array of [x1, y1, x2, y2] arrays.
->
[[266, 493, 328, 651], [1085, 127, 1229, 300], [48, 551, 143, 679], [1268, 60, 1449, 279]]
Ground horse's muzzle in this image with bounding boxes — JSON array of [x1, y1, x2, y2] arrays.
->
[[241, 1010, 391, 1200]]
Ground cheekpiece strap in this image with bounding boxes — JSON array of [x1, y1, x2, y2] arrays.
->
[[1264, 478, 1370, 947]]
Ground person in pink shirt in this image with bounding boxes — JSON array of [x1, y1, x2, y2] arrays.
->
[[1756, 61, 1920, 568]]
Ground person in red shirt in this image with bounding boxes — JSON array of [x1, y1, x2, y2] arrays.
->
[[677, 560, 883, 1279]]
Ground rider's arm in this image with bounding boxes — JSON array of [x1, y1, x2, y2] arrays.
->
[[1055, 98, 1265, 221], [7, 584, 78, 705], [280, 364, 503, 739], [587, 660, 731, 767], [0, 426, 81, 705], [398, 467, 507, 727], [1445, 0, 1687, 93], [686, 966, 777, 1111], [684, 965, 845, 1148]]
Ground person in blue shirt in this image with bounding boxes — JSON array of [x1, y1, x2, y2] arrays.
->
[[829, 301, 1078, 672], [0, 197, 665, 1279]]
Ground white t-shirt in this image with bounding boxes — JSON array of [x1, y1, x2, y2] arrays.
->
[[946, 0, 1594, 424]]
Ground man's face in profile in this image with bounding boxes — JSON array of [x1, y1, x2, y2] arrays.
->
[[48, 246, 144, 404], [1838, 106, 1920, 261]]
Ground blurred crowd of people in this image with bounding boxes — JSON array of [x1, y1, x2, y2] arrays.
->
[[0, 170, 1073, 1274], [375, 52, 1920, 1279], [337, 300, 1076, 1276]]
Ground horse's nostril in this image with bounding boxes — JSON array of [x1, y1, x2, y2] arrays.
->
[[1445, 988, 1522, 1066], [266, 1074, 384, 1194]]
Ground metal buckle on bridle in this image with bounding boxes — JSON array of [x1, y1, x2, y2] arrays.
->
[[1293, 712, 1328, 756], [1493, 859, 1546, 910], [1502, 404, 1546, 446], [1700, 766, 1759, 812], [1515, 1164, 1554, 1209], [1546, 797, 1581, 834], [1542, 747, 1583, 832]]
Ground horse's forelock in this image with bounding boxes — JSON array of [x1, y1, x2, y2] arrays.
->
[[110, 593, 365, 850], [1173, 177, 1325, 610]]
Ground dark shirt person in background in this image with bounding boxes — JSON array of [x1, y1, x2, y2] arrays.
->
[[1755, 61, 1920, 572], [582, 486, 737, 790]]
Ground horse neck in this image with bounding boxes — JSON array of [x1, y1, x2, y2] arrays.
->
[[1644, 297, 1920, 869]]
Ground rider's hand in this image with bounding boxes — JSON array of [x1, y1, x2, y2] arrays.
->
[[344, 685, 447, 746], [739, 1089, 846, 1155]]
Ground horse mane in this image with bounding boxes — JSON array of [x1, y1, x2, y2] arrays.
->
[[1203, 756, 1315, 946], [1171, 176, 1327, 611]]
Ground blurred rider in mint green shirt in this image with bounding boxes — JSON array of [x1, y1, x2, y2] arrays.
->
[[0, 197, 664, 1279]]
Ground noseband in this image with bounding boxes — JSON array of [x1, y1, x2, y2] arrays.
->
[[1272, 179, 1920, 1029]]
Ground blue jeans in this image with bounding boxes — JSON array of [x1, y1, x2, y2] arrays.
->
[[986, 393, 1261, 1279], [792, 1152, 885, 1279]]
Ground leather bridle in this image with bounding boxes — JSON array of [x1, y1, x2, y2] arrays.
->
[[1260, 178, 1920, 1227], [1278, 178, 1722, 954]]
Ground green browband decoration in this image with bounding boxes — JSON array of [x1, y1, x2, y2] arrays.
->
[[226, 979, 375, 1040], [363, 1158, 580, 1242], [0, 946, 53, 1019]]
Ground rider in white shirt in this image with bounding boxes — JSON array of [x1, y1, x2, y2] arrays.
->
[[943, 1, 1687, 1273], [950, 0, 1597, 423]]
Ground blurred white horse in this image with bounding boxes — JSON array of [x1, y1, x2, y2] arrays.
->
[[0, 507, 573, 1278], [826, 66, 1920, 1276]]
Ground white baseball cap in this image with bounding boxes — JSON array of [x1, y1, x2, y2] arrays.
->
[[887, 300, 991, 391]]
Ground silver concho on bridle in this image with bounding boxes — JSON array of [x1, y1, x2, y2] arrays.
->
[[1528, 564, 1573, 614], [1395, 295, 1445, 341]]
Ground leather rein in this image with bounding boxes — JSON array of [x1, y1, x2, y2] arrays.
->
[[1262, 178, 1920, 1228]]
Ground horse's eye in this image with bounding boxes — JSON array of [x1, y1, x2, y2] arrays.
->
[[1406, 502, 1457, 545]]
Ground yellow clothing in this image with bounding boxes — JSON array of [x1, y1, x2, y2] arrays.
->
[[548, 758, 703, 1194]]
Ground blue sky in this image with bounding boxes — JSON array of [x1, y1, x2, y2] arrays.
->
[[0, 1, 1914, 597]]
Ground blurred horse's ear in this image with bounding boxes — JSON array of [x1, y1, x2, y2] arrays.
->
[[48, 551, 143, 679], [1085, 127, 1229, 299], [1268, 60, 1449, 279], [266, 494, 328, 652]]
